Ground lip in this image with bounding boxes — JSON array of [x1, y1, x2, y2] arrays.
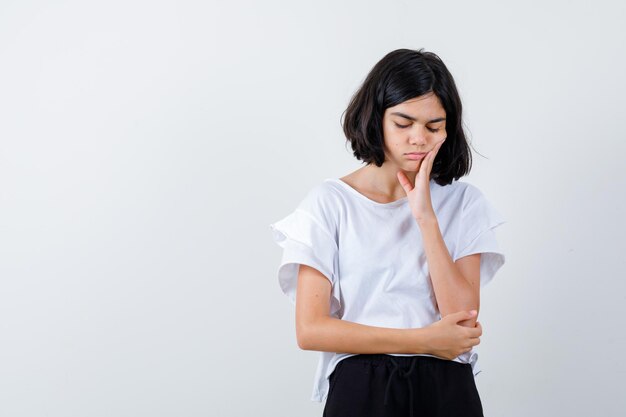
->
[[405, 152, 427, 160]]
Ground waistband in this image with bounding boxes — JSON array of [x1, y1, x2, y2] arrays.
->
[[338, 354, 470, 417], [341, 353, 468, 367]]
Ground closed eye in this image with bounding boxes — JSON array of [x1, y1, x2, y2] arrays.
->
[[394, 122, 440, 133]]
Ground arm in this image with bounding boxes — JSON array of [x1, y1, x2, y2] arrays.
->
[[295, 264, 429, 354], [394, 139, 481, 329], [299, 316, 430, 354], [418, 218, 480, 328]]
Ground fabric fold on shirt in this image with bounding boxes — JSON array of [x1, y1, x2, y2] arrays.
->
[[269, 178, 506, 403]]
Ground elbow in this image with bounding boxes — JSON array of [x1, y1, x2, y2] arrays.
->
[[296, 328, 308, 350], [296, 323, 314, 350], [297, 336, 310, 350], [297, 317, 326, 350]]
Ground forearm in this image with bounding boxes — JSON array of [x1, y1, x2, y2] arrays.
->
[[298, 316, 430, 354], [418, 217, 479, 327]]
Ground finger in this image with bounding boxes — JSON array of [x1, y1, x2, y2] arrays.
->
[[425, 147, 436, 174], [422, 140, 440, 176], [426, 139, 445, 173], [468, 337, 481, 347], [470, 324, 482, 337], [418, 149, 431, 177], [429, 138, 445, 159], [396, 170, 414, 194]]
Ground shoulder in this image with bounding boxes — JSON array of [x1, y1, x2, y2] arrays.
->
[[295, 180, 343, 232], [438, 179, 485, 204], [297, 181, 343, 211], [451, 180, 506, 224], [456, 180, 485, 203], [432, 180, 499, 225], [432, 178, 482, 204]]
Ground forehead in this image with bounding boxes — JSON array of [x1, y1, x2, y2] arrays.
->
[[385, 93, 445, 117]]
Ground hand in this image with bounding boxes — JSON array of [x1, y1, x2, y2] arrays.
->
[[396, 138, 446, 223], [420, 310, 482, 360]]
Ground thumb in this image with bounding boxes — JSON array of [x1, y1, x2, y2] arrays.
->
[[396, 171, 413, 194]]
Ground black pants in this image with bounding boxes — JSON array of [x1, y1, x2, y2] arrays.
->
[[322, 354, 484, 417]]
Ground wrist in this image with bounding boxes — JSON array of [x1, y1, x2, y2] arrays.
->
[[406, 326, 433, 355], [420, 326, 433, 354], [415, 215, 438, 228]]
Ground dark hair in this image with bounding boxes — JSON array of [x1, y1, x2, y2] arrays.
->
[[341, 48, 472, 186]]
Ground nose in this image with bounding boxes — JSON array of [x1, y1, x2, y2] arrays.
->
[[409, 127, 428, 145]]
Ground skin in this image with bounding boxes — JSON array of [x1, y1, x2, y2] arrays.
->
[[341, 91, 481, 328], [341, 91, 447, 204], [296, 92, 483, 358]]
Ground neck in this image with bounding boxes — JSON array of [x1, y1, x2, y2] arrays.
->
[[362, 163, 420, 198]]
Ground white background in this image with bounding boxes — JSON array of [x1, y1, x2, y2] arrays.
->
[[1, 1, 625, 416]]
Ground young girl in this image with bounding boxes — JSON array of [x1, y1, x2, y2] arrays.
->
[[269, 48, 506, 417]]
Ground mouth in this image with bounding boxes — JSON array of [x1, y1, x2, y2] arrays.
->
[[405, 152, 427, 160]]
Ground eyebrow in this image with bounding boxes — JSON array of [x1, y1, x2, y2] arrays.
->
[[390, 112, 446, 123]]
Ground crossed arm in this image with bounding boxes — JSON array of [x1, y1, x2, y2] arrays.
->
[[294, 218, 482, 352], [418, 217, 481, 328]]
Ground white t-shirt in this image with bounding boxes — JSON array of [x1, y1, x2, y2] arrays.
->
[[269, 177, 506, 403]]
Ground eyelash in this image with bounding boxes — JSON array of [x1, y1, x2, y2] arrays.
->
[[394, 122, 440, 133]]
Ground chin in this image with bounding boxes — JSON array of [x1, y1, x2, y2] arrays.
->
[[404, 162, 422, 170]]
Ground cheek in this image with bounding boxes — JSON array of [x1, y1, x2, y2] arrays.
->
[[382, 132, 403, 148], [431, 130, 446, 141]]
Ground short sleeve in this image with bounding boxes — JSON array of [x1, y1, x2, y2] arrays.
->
[[269, 208, 342, 316], [453, 185, 507, 289]]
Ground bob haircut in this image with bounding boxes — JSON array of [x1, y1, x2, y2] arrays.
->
[[341, 48, 472, 186]]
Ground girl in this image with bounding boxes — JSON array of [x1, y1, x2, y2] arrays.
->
[[269, 48, 506, 417]]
